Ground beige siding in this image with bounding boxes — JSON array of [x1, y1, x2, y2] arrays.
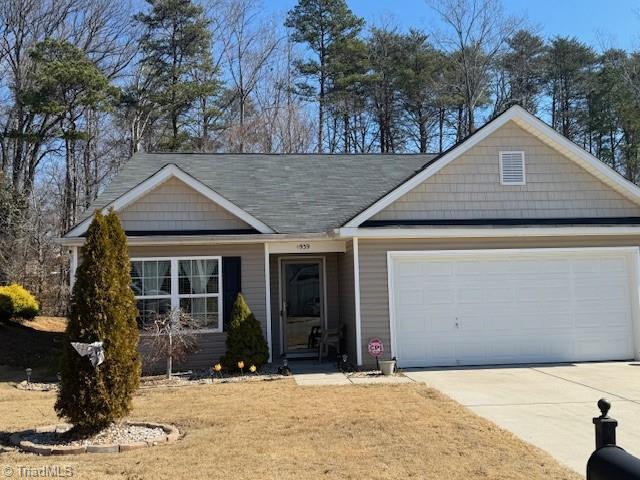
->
[[372, 122, 640, 221], [119, 177, 251, 231], [269, 255, 280, 356], [337, 241, 357, 362], [129, 243, 265, 371], [269, 253, 340, 357], [358, 236, 640, 367], [140, 332, 227, 374]]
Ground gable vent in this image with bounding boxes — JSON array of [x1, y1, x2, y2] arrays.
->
[[499, 151, 526, 185]]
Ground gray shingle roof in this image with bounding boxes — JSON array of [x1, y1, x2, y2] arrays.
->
[[76, 153, 436, 234]]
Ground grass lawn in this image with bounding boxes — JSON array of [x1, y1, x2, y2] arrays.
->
[[0, 369, 580, 480]]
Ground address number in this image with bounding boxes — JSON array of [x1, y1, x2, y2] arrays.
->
[[297, 243, 311, 250]]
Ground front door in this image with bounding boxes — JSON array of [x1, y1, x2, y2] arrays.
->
[[281, 259, 324, 356]]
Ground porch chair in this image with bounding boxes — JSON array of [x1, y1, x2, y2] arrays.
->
[[318, 327, 341, 362]]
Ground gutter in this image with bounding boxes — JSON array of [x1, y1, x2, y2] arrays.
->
[[56, 232, 337, 247]]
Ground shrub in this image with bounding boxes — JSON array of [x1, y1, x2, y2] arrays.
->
[[0, 283, 40, 322], [220, 293, 269, 371], [55, 209, 141, 434]]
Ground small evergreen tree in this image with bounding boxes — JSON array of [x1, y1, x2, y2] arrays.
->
[[55, 210, 140, 433], [221, 294, 268, 370]]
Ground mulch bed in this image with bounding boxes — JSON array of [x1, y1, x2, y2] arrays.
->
[[140, 371, 285, 388]]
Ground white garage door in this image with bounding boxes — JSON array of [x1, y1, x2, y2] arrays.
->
[[389, 248, 638, 368]]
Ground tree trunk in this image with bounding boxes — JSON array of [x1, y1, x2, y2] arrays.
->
[[166, 330, 173, 379]]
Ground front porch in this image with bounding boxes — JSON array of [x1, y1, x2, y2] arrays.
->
[[266, 241, 358, 366]]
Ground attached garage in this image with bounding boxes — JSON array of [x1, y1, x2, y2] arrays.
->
[[388, 248, 640, 368]]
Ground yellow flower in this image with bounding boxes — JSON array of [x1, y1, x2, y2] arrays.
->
[[213, 363, 222, 372], [237, 361, 245, 370], [249, 365, 257, 373]]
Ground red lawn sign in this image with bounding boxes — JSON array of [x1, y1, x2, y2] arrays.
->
[[367, 338, 384, 358]]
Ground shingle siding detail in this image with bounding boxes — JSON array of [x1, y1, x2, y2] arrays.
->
[[118, 177, 251, 231], [372, 122, 640, 221]]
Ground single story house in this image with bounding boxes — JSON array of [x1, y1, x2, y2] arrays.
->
[[61, 106, 640, 370]]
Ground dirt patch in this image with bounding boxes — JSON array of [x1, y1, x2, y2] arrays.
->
[[0, 378, 580, 479], [0, 317, 66, 372]]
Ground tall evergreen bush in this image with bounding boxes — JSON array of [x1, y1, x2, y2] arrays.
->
[[55, 210, 140, 433]]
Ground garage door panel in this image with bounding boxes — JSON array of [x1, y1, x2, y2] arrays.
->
[[424, 287, 456, 304], [392, 249, 637, 368], [428, 316, 456, 332], [574, 335, 631, 360], [397, 288, 423, 306]]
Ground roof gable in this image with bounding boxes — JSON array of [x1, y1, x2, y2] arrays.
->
[[65, 164, 274, 237], [117, 176, 254, 233], [369, 121, 640, 223], [344, 106, 640, 227]]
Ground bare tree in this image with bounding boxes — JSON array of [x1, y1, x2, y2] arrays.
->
[[218, 0, 281, 152], [143, 308, 200, 378], [430, 0, 520, 136]]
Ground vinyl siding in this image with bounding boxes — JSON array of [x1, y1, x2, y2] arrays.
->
[[139, 332, 227, 374], [337, 241, 357, 362], [119, 177, 251, 231], [372, 121, 640, 221], [358, 236, 640, 367], [269, 253, 340, 358], [128, 243, 265, 372]]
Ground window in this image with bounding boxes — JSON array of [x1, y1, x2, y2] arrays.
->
[[131, 260, 171, 328], [130, 257, 222, 332], [178, 259, 220, 329], [499, 151, 526, 185]]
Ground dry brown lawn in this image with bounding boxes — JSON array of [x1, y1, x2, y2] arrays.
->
[[16, 316, 67, 333], [0, 368, 580, 480]]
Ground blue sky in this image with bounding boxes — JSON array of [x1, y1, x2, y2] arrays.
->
[[265, 0, 640, 51]]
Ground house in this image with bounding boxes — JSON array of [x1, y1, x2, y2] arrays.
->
[[60, 106, 640, 370]]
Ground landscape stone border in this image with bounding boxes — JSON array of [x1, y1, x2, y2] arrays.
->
[[9, 422, 180, 456], [15, 381, 58, 392]]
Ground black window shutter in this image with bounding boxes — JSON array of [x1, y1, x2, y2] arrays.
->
[[222, 257, 242, 329]]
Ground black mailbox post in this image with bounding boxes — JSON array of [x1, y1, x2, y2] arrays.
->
[[587, 399, 640, 480]]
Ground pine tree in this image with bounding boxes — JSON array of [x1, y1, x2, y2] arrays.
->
[[135, 0, 213, 151], [221, 293, 269, 370], [285, 0, 364, 152], [55, 210, 140, 434], [545, 36, 596, 140], [496, 30, 546, 115]]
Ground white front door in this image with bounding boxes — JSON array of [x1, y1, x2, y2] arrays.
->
[[389, 248, 638, 368]]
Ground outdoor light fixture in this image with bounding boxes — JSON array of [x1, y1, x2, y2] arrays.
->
[[278, 358, 291, 376], [25, 368, 32, 384]]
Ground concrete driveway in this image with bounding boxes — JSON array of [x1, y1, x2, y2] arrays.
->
[[404, 361, 640, 475]]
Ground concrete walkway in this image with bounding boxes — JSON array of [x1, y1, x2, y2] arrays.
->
[[290, 361, 414, 386], [405, 361, 640, 475]]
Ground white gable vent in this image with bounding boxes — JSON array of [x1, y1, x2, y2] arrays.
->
[[499, 151, 526, 185]]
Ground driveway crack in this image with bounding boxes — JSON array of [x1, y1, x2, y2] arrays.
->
[[529, 367, 640, 405]]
